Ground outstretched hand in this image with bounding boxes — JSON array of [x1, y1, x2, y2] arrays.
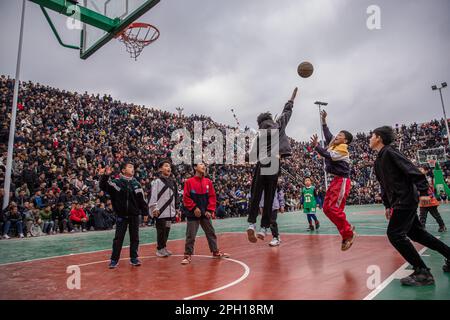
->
[[289, 87, 298, 102], [320, 110, 327, 124], [97, 166, 112, 176], [310, 134, 319, 147]]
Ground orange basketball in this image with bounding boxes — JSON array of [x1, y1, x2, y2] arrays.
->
[[297, 61, 314, 78]]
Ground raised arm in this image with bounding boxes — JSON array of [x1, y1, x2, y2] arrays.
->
[[276, 87, 298, 131]]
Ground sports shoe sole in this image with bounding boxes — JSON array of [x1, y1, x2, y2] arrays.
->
[[269, 242, 280, 247], [181, 259, 191, 265], [341, 226, 357, 251], [247, 228, 257, 243], [156, 252, 169, 257], [129, 261, 141, 266], [109, 263, 119, 269]]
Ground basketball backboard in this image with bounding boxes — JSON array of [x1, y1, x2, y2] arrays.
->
[[80, 0, 160, 59]]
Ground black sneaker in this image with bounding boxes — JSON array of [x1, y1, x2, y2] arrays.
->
[[130, 258, 142, 266], [315, 222, 320, 230], [109, 260, 119, 269], [308, 225, 315, 231], [438, 226, 447, 233], [443, 259, 450, 273], [400, 268, 435, 286]]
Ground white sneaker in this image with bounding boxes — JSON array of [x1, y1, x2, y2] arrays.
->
[[156, 249, 168, 257], [3, 234, 10, 239], [163, 248, 173, 256], [19, 233, 24, 239], [82, 229, 87, 232], [269, 237, 281, 247], [247, 224, 257, 243], [257, 227, 269, 240]]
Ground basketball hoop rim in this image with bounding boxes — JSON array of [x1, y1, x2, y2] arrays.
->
[[116, 22, 160, 44]]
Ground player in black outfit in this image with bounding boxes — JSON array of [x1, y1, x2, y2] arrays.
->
[[370, 126, 450, 286]]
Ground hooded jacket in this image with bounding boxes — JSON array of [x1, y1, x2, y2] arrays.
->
[[250, 100, 293, 163], [314, 124, 351, 178]]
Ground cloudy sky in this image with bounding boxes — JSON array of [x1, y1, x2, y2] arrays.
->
[[1, 0, 449, 141]]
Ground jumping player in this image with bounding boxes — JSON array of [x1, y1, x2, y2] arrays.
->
[[310, 110, 355, 251], [247, 87, 298, 243], [418, 166, 447, 233], [301, 177, 320, 231], [181, 162, 229, 265], [370, 126, 450, 286]]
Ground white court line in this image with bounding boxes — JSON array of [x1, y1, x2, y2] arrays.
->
[[0, 230, 387, 267], [363, 236, 440, 300], [74, 254, 250, 300]]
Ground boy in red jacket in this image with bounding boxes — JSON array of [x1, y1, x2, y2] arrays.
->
[[69, 201, 88, 232], [181, 162, 229, 265]]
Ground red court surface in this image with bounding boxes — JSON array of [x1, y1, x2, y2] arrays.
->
[[0, 233, 413, 300]]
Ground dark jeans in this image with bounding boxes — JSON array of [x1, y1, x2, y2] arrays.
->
[[247, 161, 280, 228], [3, 220, 24, 236], [307, 214, 319, 224], [111, 215, 140, 261], [184, 218, 218, 255], [156, 218, 171, 250], [419, 206, 446, 228], [54, 219, 68, 233], [387, 208, 450, 269], [269, 210, 279, 238]]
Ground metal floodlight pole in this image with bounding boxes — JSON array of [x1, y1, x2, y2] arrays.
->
[[315, 101, 329, 190], [432, 82, 449, 147], [3, 0, 26, 210]]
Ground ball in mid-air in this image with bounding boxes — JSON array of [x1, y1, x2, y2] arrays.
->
[[297, 61, 314, 78]]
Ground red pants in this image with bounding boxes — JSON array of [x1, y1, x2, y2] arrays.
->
[[323, 176, 353, 240]]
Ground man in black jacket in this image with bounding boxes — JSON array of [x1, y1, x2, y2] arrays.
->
[[370, 126, 450, 286], [99, 162, 148, 269], [246, 87, 297, 243]]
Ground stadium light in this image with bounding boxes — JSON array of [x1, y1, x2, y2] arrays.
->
[[314, 101, 329, 190], [431, 82, 449, 146]]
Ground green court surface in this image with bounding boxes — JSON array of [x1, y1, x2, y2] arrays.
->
[[1, 204, 449, 300]]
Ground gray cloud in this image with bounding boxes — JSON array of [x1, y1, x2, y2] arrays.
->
[[1, 0, 449, 141]]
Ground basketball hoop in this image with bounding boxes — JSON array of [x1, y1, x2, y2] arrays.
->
[[427, 159, 437, 168], [116, 22, 160, 60]]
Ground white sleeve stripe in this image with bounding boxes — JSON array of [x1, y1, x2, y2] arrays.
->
[[108, 181, 121, 191]]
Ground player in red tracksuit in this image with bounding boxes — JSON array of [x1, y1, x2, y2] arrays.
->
[[181, 162, 229, 265], [310, 110, 356, 251]]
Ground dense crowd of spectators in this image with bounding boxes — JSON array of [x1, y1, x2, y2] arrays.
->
[[1, 74, 449, 239]]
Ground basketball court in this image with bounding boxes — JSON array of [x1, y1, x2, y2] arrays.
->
[[1, 204, 449, 300]]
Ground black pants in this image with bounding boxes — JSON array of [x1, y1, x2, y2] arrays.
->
[[156, 218, 171, 250], [247, 161, 280, 228], [269, 210, 279, 238], [111, 215, 140, 261], [387, 208, 450, 269], [419, 206, 446, 228]]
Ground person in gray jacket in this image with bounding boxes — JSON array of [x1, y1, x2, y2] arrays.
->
[[149, 159, 179, 257], [247, 87, 298, 243]]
